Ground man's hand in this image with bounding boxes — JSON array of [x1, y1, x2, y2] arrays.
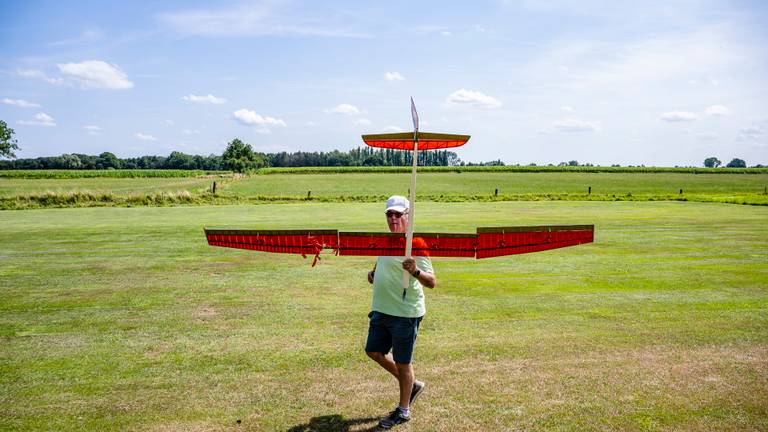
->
[[367, 270, 375, 284], [402, 258, 437, 289], [402, 258, 418, 275]]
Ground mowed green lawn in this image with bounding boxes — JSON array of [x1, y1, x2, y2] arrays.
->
[[0, 177, 215, 197], [225, 172, 768, 197], [1, 201, 766, 431]]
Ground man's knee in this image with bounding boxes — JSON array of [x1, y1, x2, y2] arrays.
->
[[366, 351, 384, 361], [395, 361, 413, 372]]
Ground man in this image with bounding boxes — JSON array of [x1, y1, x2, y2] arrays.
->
[[366, 195, 437, 429]]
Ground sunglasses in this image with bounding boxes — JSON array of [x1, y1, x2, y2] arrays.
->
[[385, 211, 406, 218]]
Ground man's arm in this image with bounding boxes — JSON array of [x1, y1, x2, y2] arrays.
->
[[367, 263, 377, 284], [402, 258, 437, 289]]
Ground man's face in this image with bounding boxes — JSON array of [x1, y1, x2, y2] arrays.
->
[[386, 210, 409, 233]]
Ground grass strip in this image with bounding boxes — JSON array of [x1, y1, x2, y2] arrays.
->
[[0, 169, 230, 179], [2, 191, 766, 210], [256, 166, 768, 175]]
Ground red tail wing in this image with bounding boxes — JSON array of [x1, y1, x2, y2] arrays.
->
[[362, 132, 470, 150]]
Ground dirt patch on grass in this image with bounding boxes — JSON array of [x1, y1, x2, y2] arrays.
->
[[140, 420, 218, 432]]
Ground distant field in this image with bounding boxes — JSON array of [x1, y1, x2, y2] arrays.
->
[[0, 177, 216, 197], [0, 169, 222, 179], [256, 165, 768, 174], [1, 201, 766, 430], [225, 171, 768, 197], [2, 171, 767, 209]]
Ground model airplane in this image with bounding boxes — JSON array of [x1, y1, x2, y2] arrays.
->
[[205, 99, 594, 270]]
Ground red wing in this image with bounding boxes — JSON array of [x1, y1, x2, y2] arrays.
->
[[337, 232, 476, 257], [475, 225, 594, 258], [205, 225, 594, 259], [362, 132, 470, 150], [204, 229, 338, 255]]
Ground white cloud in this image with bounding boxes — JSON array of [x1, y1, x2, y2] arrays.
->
[[384, 71, 405, 81], [18, 112, 56, 127], [135, 133, 157, 141], [232, 109, 287, 127], [2, 98, 40, 108], [695, 132, 719, 141], [156, 5, 364, 38], [736, 123, 766, 143], [17, 69, 64, 85], [164, 119, 175, 126], [446, 89, 502, 108], [57, 60, 134, 89], [182, 129, 201, 135], [551, 118, 601, 133], [704, 104, 730, 116], [181, 94, 226, 104], [661, 111, 698, 122], [441, 31, 452, 36], [83, 125, 101, 135], [50, 29, 102, 47], [354, 118, 372, 125], [17, 69, 45, 79], [382, 126, 403, 132], [560, 106, 573, 112], [326, 103, 361, 115]]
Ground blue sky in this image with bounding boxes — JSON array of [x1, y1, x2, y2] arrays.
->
[[1, 0, 766, 166]]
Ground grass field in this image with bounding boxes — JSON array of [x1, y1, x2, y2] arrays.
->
[[223, 172, 768, 197], [0, 169, 217, 179], [254, 166, 768, 175], [0, 177, 216, 197], [2, 171, 767, 209], [1, 201, 766, 431]]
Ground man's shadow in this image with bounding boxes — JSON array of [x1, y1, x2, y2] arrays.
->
[[286, 414, 381, 432]]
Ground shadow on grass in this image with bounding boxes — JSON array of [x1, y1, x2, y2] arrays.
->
[[287, 414, 381, 432]]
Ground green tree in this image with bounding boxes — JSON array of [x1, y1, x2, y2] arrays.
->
[[167, 151, 197, 169], [1, 119, 20, 159], [704, 157, 721, 168], [726, 158, 746, 168], [60, 153, 82, 169], [97, 152, 121, 169], [222, 138, 257, 172]]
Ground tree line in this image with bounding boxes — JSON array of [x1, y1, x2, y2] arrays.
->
[[0, 138, 464, 171], [1, 121, 760, 170], [703, 157, 759, 168]]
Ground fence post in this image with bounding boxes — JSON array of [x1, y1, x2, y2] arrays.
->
[[588, 186, 591, 195], [212, 181, 217, 194], [307, 190, 311, 199], [494, 188, 498, 196], [679, 189, 683, 194]]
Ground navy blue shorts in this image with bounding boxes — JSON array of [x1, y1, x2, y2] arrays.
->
[[365, 311, 423, 364]]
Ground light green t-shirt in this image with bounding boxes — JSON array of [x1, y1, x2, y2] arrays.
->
[[372, 256, 434, 318]]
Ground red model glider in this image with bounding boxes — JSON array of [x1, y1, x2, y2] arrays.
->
[[205, 226, 594, 266], [205, 98, 594, 270]]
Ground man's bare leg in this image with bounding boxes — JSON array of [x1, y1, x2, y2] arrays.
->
[[395, 362, 414, 408], [366, 351, 399, 378], [367, 352, 415, 408]]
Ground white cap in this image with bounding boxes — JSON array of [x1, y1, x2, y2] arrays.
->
[[385, 195, 410, 213]]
